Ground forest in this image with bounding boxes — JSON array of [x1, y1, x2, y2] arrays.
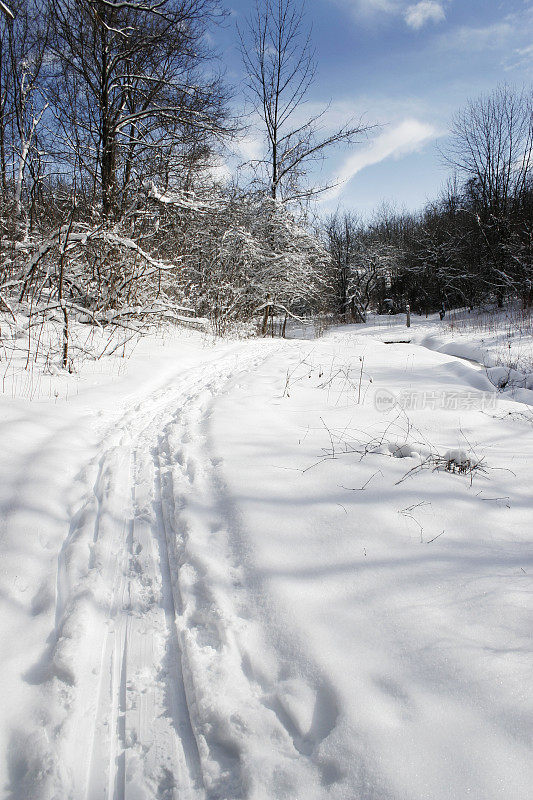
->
[[1, 0, 532, 358]]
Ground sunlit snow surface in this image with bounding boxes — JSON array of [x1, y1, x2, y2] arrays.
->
[[1, 312, 532, 799]]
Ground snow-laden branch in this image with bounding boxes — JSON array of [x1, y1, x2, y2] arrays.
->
[[108, 307, 208, 327], [0, 293, 16, 321], [100, 230, 181, 272], [254, 301, 307, 323], [0, 1, 14, 20], [22, 223, 181, 282], [148, 183, 226, 212], [93, 0, 170, 15], [22, 224, 92, 284]]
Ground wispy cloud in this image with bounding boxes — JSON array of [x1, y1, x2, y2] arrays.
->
[[208, 157, 232, 185], [505, 42, 533, 73], [437, 20, 514, 53], [436, 6, 533, 56], [236, 132, 263, 163], [333, 0, 448, 28], [343, 0, 400, 17], [404, 2, 445, 30], [324, 118, 440, 201]]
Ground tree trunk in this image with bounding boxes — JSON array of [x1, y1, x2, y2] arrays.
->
[[261, 301, 271, 336], [271, 136, 277, 199], [99, 14, 116, 220], [101, 128, 117, 220]]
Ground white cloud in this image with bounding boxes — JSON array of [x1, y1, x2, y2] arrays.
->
[[437, 20, 514, 52], [505, 42, 533, 72], [333, 0, 449, 29], [436, 5, 533, 60], [324, 118, 440, 201], [332, 0, 400, 22], [236, 132, 263, 163], [404, 1, 446, 30], [351, 0, 399, 15]]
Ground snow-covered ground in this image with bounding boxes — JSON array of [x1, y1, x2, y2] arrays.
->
[[1, 312, 532, 799], [357, 306, 533, 402]]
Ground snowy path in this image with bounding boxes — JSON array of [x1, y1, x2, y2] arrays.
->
[[1, 324, 532, 800], [34, 347, 273, 799], [3, 340, 336, 799]]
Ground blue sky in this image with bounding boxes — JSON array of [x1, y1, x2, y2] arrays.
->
[[214, 0, 533, 219]]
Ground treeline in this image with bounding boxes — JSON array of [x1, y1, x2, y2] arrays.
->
[[1, 0, 532, 354], [324, 86, 533, 321]]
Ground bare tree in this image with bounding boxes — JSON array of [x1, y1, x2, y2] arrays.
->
[[0, 0, 51, 239], [445, 85, 532, 215], [324, 211, 359, 319], [0, 2, 14, 21], [239, 0, 370, 203], [444, 85, 533, 305], [48, 0, 231, 221]]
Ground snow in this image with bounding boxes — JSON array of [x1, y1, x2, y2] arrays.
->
[[1, 311, 532, 799]]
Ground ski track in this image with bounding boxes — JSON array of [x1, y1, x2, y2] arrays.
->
[[59, 351, 259, 800], [15, 342, 336, 800]]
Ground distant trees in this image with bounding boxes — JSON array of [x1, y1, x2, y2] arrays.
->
[[1, 0, 530, 363], [323, 87, 533, 318], [323, 211, 394, 322], [323, 208, 408, 320], [324, 212, 359, 319], [444, 85, 533, 307], [239, 0, 369, 203]]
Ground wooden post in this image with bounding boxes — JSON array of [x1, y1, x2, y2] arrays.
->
[[406, 304, 411, 328]]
